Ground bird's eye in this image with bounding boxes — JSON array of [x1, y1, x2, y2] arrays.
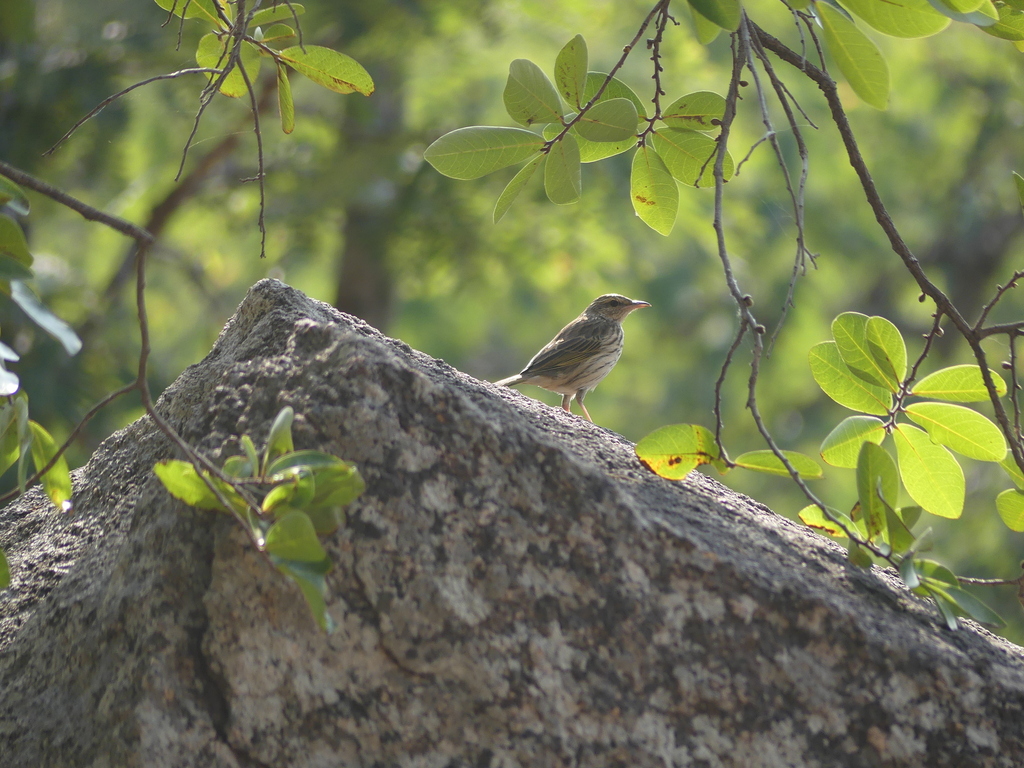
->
[[609, 299, 621, 306]]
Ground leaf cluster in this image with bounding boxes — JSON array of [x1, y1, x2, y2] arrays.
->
[[154, 407, 365, 631]]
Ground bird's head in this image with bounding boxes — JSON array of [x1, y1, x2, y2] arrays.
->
[[584, 294, 652, 321]]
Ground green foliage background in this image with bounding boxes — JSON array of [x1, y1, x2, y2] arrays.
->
[[3, 0, 1024, 638]]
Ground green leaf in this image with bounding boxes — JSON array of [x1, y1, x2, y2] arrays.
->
[[503, 59, 563, 126], [916, 558, 959, 588], [996, 488, 1024, 531], [981, 3, 1024, 38], [1000, 454, 1024, 489], [267, 449, 353, 476], [924, 0, 997, 25], [153, 0, 226, 27], [273, 556, 335, 632], [911, 364, 1007, 402], [581, 73, 647, 118], [276, 45, 374, 95], [0, 254, 35, 281], [28, 421, 71, 509], [222, 454, 253, 478], [928, 586, 960, 630], [687, 0, 741, 30], [832, 313, 896, 391], [0, 176, 30, 216], [264, 509, 325, 562], [820, 415, 886, 468], [856, 442, 897, 540], [544, 135, 582, 205], [0, 215, 33, 267], [554, 35, 588, 109], [893, 424, 964, 519], [848, 540, 873, 568], [425, 127, 545, 180], [14, 393, 29, 494], [898, 505, 923, 530], [0, 403, 21, 477], [0, 360, 17, 399], [249, 2, 304, 27], [817, 2, 890, 110], [494, 155, 544, 223], [241, 435, 259, 475], [808, 341, 893, 415], [630, 145, 678, 236], [651, 129, 734, 188], [635, 423, 722, 480], [0, 547, 8, 590], [945, 586, 1005, 627], [11, 282, 81, 356], [263, 406, 295, 472], [661, 91, 726, 131], [899, 556, 921, 589], [885, 503, 916, 554], [733, 450, 823, 479], [689, 3, 723, 43], [904, 402, 1006, 461], [837, 0, 950, 37], [196, 35, 262, 99], [575, 98, 638, 142], [547, 121, 635, 164], [276, 63, 295, 134], [1015, 172, 1024, 213], [257, 23, 296, 45], [798, 505, 857, 538], [153, 459, 244, 513], [866, 316, 907, 387]]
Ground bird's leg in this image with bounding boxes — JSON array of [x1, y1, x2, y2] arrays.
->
[[575, 390, 593, 422], [560, 393, 572, 413]]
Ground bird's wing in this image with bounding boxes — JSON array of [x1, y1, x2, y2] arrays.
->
[[520, 329, 607, 378]]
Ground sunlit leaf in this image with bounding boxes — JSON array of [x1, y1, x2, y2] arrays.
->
[[554, 34, 588, 109], [904, 402, 1007, 461], [153, 0, 226, 27], [893, 424, 964, 519], [494, 155, 544, 223], [575, 98, 638, 142], [425, 127, 545, 180], [544, 135, 582, 205], [635, 423, 721, 480], [11, 281, 81, 356], [276, 63, 295, 134], [196, 35, 262, 98], [838, 0, 950, 37], [832, 313, 896, 390], [277, 45, 374, 95], [817, 2, 890, 110], [0, 176, 29, 216], [652, 129, 733, 188], [630, 145, 678, 236], [733, 449, 823, 479], [1000, 453, 1024, 489], [249, 2, 304, 27], [925, 0, 997, 25], [687, 0, 741, 30], [661, 91, 726, 131], [257, 23, 296, 45], [808, 341, 893, 415], [154, 459, 244, 513], [241, 435, 259, 475], [856, 442, 897, 540], [0, 403, 19, 477], [981, 2, 1024, 38], [911, 364, 1007, 402], [267, 449, 352, 477], [798, 504, 857, 538], [28, 421, 71, 509], [545, 121, 636, 163], [265, 509, 325, 562], [866, 316, 906, 387], [503, 58, 563, 126], [820, 415, 886, 468], [996, 488, 1024, 531]]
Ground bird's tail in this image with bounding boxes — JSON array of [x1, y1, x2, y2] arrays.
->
[[495, 374, 526, 387]]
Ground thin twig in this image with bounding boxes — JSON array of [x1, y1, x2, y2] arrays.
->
[[975, 270, 1024, 330], [43, 69, 222, 156]]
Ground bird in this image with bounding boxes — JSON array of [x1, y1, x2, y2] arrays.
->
[[495, 294, 651, 422]]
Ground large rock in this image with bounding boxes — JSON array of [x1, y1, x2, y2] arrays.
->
[[1, 279, 1022, 767]]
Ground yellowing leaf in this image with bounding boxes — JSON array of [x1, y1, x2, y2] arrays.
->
[[636, 423, 722, 480], [630, 145, 678, 236], [277, 45, 374, 95]]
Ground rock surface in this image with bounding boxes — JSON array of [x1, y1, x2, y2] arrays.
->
[[1, 278, 1023, 768]]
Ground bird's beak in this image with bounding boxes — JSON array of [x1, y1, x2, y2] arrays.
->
[[629, 300, 652, 312]]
